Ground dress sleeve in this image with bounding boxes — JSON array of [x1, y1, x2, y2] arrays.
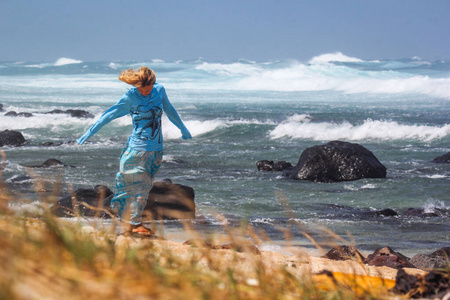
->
[[77, 94, 131, 145], [161, 87, 192, 140]]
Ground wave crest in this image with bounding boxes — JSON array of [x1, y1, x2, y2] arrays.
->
[[54, 57, 83, 66], [308, 52, 364, 64], [269, 118, 450, 142]]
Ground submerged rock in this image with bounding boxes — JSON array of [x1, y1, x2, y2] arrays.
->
[[0, 130, 26, 147], [432, 152, 450, 164], [257, 160, 294, 171], [5, 111, 33, 117], [28, 158, 75, 168], [403, 208, 439, 218], [46, 109, 94, 119], [283, 140, 387, 183]]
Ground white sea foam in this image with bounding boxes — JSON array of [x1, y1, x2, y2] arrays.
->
[[424, 174, 448, 179], [0, 74, 122, 91], [423, 200, 449, 214], [308, 52, 364, 64], [269, 118, 450, 142], [0, 113, 91, 132], [196, 62, 260, 76], [163, 118, 227, 139], [54, 57, 83, 66], [183, 56, 450, 99]]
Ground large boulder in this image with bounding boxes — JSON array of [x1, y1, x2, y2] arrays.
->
[[144, 179, 195, 220], [0, 103, 4, 112], [283, 141, 387, 182], [432, 152, 450, 164], [410, 247, 450, 270], [365, 246, 416, 269], [51, 185, 113, 217], [0, 130, 26, 147]]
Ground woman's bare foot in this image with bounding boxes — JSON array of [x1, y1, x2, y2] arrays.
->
[[128, 224, 154, 236]]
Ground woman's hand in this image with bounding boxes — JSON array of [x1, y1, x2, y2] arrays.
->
[[181, 127, 192, 140]]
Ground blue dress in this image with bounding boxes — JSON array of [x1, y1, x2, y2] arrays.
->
[[77, 84, 191, 224]]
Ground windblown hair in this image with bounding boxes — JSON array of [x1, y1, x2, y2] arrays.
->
[[118, 66, 156, 87]]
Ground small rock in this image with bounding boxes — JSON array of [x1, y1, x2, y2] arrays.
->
[[256, 160, 274, 171], [28, 158, 75, 168], [322, 245, 366, 261], [374, 209, 398, 217]]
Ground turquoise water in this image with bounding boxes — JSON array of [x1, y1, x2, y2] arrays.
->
[[1, 54, 449, 256]]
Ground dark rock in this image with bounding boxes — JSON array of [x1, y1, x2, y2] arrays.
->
[[374, 209, 398, 217], [257, 160, 294, 171], [0, 103, 4, 112], [65, 109, 94, 119], [410, 247, 450, 270], [321, 245, 366, 261], [283, 141, 387, 183], [404, 208, 439, 218], [392, 268, 419, 295], [7, 175, 32, 183], [145, 180, 195, 220], [432, 152, 450, 164], [51, 185, 113, 217], [5, 111, 18, 117], [47, 109, 65, 114], [257, 160, 274, 171], [101, 179, 196, 221], [365, 246, 416, 269], [18, 112, 33, 117], [4, 111, 32, 117], [46, 109, 94, 118], [0, 130, 26, 147], [28, 158, 75, 168], [392, 268, 450, 299], [273, 160, 294, 171], [41, 142, 63, 147]]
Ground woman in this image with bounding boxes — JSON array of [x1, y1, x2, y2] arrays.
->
[[77, 66, 192, 235]]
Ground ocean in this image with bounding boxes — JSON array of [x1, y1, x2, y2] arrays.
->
[[1, 53, 449, 257]]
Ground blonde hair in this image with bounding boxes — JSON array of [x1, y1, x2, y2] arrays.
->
[[118, 66, 156, 87]]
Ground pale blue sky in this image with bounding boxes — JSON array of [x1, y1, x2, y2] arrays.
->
[[1, 0, 449, 62]]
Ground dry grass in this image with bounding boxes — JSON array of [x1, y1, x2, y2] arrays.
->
[[0, 150, 401, 299]]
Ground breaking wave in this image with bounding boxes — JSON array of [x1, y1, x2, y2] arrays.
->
[[269, 115, 450, 142]]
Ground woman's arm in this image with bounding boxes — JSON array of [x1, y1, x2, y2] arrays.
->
[[77, 94, 131, 145], [161, 87, 192, 140]]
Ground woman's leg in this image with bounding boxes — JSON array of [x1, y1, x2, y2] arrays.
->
[[111, 149, 163, 233]]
